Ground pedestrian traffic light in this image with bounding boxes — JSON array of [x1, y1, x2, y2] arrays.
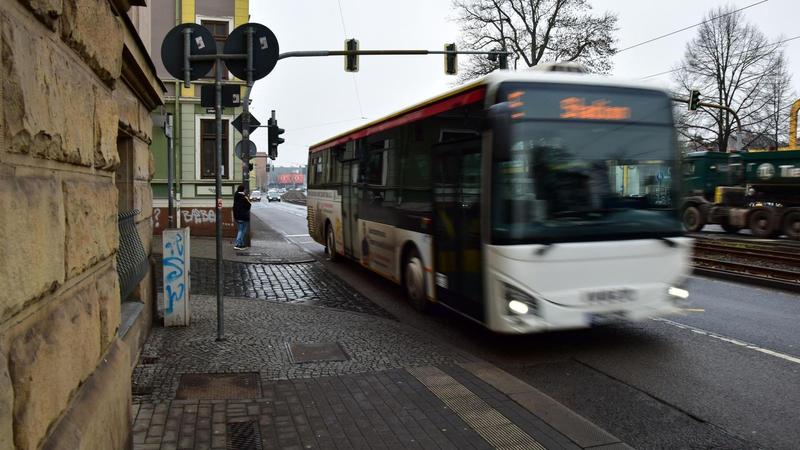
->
[[444, 43, 457, 75], [267, 116, 284, 160], [689, 90, 701, 111], [344, 39, 359, 72]]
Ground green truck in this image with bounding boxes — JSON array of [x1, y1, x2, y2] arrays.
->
[[681, 150, 800, 239]]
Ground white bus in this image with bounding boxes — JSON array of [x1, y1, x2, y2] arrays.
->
[[307, 67, 691, 333]]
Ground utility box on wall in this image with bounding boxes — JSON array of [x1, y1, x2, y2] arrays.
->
[[162, 228, 191, 326]]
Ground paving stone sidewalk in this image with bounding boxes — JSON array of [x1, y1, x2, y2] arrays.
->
[[136, 218, 628, 449]]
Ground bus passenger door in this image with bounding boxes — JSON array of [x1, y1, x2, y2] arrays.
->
[[432, 141, 484, 322], [342, 162, 360, 258]]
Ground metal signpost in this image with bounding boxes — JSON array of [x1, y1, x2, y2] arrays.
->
[[162, 22, 278, 340], [161, 21, 509, 340]]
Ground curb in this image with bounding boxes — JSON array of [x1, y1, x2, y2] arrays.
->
[[457, 361, 632, 450]]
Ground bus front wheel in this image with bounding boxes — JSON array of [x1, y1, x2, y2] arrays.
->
[[403, 248, 429, 312]]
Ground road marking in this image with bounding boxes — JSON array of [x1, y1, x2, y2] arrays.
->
[[682, 308, 705, 312], [653, 318, 800, 365], [285, 234, 310, 237]]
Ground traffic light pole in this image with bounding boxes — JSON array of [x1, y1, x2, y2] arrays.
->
[[277, 49, 512, 69], [672, 96, 744, 151]]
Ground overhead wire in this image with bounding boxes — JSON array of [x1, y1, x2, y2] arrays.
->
[[638, 34, 800, 80], [614, 0, 770, 55]]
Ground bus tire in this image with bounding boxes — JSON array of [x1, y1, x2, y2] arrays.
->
[[682, 205, 705, 232], [782, 211, 800, 240], [403, 248, 429, 312], [325, 223, 339, 261], [748, 209, 777, 238]]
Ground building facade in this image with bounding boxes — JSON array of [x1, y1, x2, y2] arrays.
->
[[0, 0, 163, 448], [149, 0, 251, 238]]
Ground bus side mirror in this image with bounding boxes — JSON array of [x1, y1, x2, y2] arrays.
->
[[487, 102, 512, 158]]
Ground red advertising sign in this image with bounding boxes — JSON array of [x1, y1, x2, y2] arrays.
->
[[277, 173, 305, 185]]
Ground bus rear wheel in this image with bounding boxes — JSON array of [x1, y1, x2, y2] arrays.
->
[[783, 211, 800, 240], [682, 206, 705, 232], [325, 224, 338, 261], [748, 210, 777, 238], [403, 248, 429, 312]]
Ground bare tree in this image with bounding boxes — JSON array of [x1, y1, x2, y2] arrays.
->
[[674, 6, 794, 152], [452, 0, 617, 81]]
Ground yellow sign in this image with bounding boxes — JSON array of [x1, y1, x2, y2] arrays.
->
[[560, 97, 631, 120]]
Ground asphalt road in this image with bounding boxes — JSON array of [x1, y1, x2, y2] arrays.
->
[[251, 201, 800, 449]]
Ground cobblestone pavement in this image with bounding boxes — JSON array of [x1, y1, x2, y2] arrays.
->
[[132, 295, 475, 403], [132, 366, 584, 450], [154, 258, 393, 319]]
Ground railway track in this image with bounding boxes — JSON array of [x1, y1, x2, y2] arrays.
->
[[691, 237, 800, 292]]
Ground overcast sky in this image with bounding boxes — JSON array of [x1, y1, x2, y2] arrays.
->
[[248, 0, 800, 166]]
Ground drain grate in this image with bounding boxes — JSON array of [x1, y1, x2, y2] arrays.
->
[[227, 420, 263, 450], [176, 373, 261, 400], [140, 356, 159, 365], [288, 342, 349, 363]]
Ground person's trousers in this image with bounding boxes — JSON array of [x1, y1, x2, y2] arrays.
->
[[235, 220, 249, 247]]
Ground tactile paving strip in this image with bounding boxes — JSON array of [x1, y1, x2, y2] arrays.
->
[[407, 366, 546, 450]]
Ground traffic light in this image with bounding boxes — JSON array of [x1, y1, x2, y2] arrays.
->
[[444, 43, 457, 75], [689, 90, 701, 111], [267, 116, 284, 160], [345, 39, 359, 72]]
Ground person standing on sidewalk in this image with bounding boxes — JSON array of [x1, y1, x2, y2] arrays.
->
[[233, 185, 251, 250]]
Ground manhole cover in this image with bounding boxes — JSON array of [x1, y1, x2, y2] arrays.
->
[[227, 420, 263, 450], [176, 373, 261, 400], [288, 342, 349, 363]]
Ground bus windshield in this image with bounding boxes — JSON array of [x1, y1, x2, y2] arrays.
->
[[492, 86, 682, 244]]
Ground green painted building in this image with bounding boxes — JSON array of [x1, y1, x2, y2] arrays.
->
[[149, 0, 252, 237]]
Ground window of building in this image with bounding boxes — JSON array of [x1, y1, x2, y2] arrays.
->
[[201, 19, 229, 79], [200, 119, 229, 179]]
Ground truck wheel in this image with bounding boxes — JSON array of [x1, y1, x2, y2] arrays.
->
[[748, 210, 777, 238], [682, 206, 705, 232], [721, 223, 741, 234], [783, 212, 800, 240], [403, 248, 429, 312]]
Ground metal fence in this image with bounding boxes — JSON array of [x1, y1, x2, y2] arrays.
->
[[117, 209, 150, 301]]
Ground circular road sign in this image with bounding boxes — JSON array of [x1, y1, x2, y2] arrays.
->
[[161, 23, 217, 81], [235, 140, 257, 161], [224, 23, 279, 81]]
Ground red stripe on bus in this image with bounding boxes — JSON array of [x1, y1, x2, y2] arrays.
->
[[310, 87, 486, 153]]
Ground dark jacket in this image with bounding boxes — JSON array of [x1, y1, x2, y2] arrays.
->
[[233, 191, 251, 221]]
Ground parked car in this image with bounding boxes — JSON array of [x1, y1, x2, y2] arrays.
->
[[267, 190, 281, 202], [249, 190, 261, 202]]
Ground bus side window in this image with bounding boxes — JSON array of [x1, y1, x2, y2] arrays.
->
[[366, 151, 386, 186]]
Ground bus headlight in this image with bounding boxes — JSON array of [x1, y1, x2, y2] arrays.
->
[[504, 283, 538, 316], [667, 287, 689, 300]]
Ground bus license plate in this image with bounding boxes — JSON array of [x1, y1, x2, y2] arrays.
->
[[588, 311, 628, 326]]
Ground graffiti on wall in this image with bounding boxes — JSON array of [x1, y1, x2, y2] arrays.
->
[[163, 228, 190, 326]]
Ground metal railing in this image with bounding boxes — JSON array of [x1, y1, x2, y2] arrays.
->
[[117, 209, 150, 301]]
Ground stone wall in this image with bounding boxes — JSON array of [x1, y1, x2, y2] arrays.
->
[[0, 0, 162, 448]]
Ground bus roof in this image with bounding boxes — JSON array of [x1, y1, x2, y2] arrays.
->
[[308, 70, 671, 152]]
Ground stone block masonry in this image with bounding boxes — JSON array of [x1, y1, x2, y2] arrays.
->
[[1, 0, 163, 448]]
